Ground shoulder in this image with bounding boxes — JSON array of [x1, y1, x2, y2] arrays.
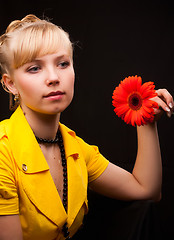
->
[[59, 123, 89, 144], [59, 123, 76, 136], [59, 123, 104, 160], [0, 119, 9, 140], [0, 119, 16, 173], [0, 119, 13, 158], [60, 124, 109, 182], [59, 123, 92, 150], [0, 118, 15, 162]]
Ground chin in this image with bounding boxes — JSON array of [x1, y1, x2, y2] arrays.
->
[[42, 106, 68, 115], [49, 100, 72, 115], [25, 100, 72, 116]]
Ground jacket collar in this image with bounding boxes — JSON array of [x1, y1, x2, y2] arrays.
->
[[5, 107, 87, 227], [6, 107, 80, 172]]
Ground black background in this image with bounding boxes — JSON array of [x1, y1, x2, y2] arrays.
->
[[0, 0, 174, 239]]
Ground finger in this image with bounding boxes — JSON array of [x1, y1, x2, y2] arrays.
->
[[156, 89, 174, 110], [153, 96, 172, 118]]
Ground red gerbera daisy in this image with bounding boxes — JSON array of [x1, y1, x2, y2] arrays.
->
[[112, 76, 158, 126]]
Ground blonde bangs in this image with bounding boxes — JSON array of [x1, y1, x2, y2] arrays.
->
[[11, 22, 72, 68]]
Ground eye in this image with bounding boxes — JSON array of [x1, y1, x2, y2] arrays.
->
[[59, 61, 70, 69], [27, 65, 41, 73]]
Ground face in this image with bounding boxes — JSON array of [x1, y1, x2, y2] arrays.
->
[[8, 49, 75, 115]]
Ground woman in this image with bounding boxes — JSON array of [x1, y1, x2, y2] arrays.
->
[[0, 14, 173, 240]]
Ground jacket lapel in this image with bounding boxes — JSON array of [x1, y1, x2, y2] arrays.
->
[[6, 107, 67, 227], [59, 124, 88, 227]]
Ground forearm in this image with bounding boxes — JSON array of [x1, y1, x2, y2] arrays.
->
[[132, 122, 162, 201]]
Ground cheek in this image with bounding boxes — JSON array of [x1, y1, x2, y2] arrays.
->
[[15, 77, 38, 99], [66, 70, 75, 94], [69, 74, 75, 97]]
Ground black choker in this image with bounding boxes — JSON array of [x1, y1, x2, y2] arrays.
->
[[35, 132, 59, 144], [36, 129, 71, 239]]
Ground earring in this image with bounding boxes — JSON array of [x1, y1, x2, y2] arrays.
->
[[14, 93, 20, 102], [9, 93, 20, 111]]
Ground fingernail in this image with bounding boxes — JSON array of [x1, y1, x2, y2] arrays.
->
[[169, 102, 173, 109], [165, 106, 170, 112]]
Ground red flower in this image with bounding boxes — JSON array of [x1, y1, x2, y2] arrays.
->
[[112, 76, 158, 126]]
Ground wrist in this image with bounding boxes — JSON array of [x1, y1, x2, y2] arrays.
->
[[137, 121, 157, 133]]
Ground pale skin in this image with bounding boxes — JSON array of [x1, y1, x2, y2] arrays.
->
[[0, 49, 173, 240]]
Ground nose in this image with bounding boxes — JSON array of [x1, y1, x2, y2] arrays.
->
[[45, 67, 60, 86]]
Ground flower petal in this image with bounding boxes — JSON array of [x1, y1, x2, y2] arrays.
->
[[136, 112, 144, 126], [114, 104, 129, 116], [124, 109, 132, 124], [140, 82, 157, 99]]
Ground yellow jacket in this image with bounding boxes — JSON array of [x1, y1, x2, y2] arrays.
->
[[0, 107, 109, 240]]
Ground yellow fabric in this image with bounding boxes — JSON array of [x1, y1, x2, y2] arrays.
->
[[0, 107, 109, 240]]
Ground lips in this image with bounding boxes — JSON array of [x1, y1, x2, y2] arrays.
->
[[44, 91, 65, 100], [44, 91, 64, 97]]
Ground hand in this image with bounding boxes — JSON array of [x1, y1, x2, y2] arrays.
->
[[152, 89, 174, 119]]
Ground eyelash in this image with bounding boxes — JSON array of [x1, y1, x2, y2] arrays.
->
[[27, 61, 70, 73], [27, 66, 40, 73], [59, 61, 70, 68]]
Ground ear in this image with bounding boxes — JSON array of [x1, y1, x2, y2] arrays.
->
[[2, 73, 18, 95]]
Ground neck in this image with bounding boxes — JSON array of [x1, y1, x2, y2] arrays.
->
[[21, 106, 60, 140]]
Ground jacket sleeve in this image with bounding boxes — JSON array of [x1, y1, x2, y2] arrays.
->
[[0, 134, 19, 215], [76, 136, 109, 183]]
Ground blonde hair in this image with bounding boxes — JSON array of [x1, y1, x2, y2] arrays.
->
[[0, 14, 73, 110], [0, 14, 73, 88]]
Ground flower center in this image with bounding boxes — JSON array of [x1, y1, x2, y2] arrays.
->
[[128, 92, 142, 111]]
